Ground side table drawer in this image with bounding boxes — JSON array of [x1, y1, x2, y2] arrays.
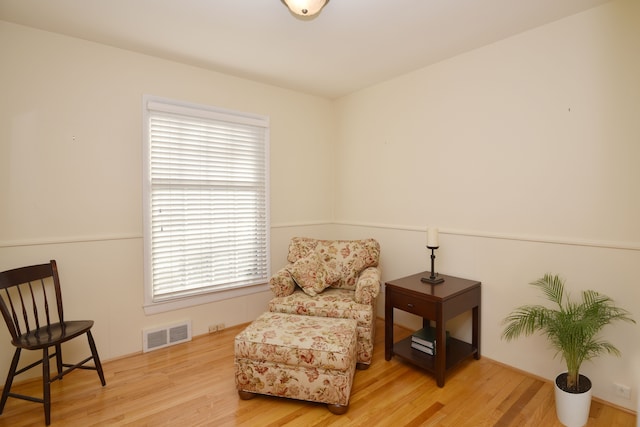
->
[[391, 292, 436, 318]]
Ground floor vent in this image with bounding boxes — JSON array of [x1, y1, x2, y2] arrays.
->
[[143, 320, 191, 353]]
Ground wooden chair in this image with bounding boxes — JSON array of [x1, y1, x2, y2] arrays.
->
[[0, 260, 106, 425]]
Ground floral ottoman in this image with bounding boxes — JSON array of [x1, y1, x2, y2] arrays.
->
[[234, 312, 358, 414]]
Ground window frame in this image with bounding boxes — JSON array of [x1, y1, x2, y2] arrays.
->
[[142, 95, 270, 315]]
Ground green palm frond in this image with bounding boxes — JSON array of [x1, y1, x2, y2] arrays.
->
[[502, 305, 551, 341], [531, 273, 566, 307], [501, 274, 635, 392]]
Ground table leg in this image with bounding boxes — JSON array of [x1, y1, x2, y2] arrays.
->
[[385, 293, 393, 361], [473, 305, 480, 360], [434, 309, 446, 387]]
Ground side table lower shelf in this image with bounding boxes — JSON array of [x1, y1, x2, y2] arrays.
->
[[392, 336, 477, 373]]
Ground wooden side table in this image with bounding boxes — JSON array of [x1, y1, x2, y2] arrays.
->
[[384, 272, 481, 387]]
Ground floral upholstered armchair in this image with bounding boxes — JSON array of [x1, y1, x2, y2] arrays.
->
[[268, 237, 381, 368]]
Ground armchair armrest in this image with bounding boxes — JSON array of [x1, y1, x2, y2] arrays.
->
[[354, 266, 381, 305], [269, 265, 296, 297]]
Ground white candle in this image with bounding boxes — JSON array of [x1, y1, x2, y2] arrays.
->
[[427, 227, 439, 248]]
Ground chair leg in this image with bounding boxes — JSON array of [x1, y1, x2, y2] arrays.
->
[[86, 331, 106, 386], [55, 344, 63, 380], [0, 348, 21, 414], [42, 347, 51, 426]]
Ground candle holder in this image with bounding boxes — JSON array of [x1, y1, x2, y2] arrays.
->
[[421, 246, 445, 284]]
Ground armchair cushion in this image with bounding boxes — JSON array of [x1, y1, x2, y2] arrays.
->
[[286, 252, 340, 297]]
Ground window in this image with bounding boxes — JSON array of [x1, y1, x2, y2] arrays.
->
[[143, 96, 270, 314]]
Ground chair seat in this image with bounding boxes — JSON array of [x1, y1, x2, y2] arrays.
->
[[14, 320, 94, 350], [268, 288, 374, 328]]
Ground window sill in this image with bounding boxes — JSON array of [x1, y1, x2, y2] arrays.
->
[[143, 283, 269, 315]]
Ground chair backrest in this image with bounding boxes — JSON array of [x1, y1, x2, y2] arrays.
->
[[0, 260, 64, 342], [287, 237, 380, 289]]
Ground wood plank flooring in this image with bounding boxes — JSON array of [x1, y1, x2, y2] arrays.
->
[[0, 319, 635, 426]]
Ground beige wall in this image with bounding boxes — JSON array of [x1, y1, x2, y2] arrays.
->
[[0, 21, 336, 379], [335, 0, 640, 411], [1, 0, 639, 412]]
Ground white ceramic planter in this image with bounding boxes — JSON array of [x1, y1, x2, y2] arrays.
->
[[554, 373, 592, 427]]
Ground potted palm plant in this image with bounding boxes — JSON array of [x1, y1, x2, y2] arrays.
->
[[501, 274, 635, 427]]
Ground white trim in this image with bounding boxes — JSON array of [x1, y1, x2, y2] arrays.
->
[[270, 220, 333, 229], [332, 220, 640, 251], [0, 234, 141, 249], [2, 223, 637, 253], [146, 99, 268, 128], [143, 283, 269, 315]]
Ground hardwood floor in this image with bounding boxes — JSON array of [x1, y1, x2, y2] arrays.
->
[[0, 319, 635, 426]]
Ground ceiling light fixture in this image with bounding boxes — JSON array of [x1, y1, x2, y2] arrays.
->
[[282, 0, 329, 17]]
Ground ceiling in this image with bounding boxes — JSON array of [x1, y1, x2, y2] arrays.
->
[[0, 0, 611, 99]]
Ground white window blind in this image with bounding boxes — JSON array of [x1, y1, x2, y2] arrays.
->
[[143, 96, 270, 310]]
